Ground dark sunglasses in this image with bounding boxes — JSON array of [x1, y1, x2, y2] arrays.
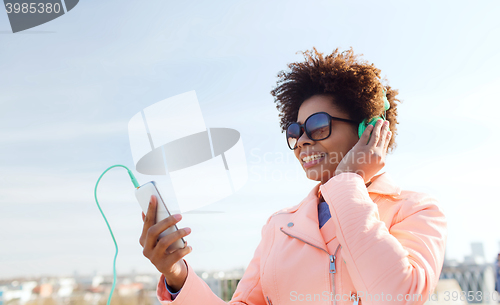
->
[[286, 112, 358, 150]]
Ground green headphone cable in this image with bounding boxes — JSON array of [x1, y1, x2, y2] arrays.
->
[[94, 165, 140, 305]]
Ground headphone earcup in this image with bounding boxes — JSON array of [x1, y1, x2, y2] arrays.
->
[[357, 87, 392, 139], [358, 117, 389, 139], [358, 118, 368, 138], [358, 117, 379, 138]]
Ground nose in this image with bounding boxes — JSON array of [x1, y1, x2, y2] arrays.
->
[[296, 127, 313, 149]]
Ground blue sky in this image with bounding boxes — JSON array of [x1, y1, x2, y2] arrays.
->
[[1, 0, 500, 278]]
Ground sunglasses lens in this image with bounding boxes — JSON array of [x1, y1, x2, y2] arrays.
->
[[286, 123, 301, 149], [306, 113, 330, 140]]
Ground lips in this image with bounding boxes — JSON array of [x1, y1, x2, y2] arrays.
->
[[301, 152, 327, 169], [300, 151, 327, 162]]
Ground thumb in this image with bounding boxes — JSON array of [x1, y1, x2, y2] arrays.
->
[[142, 212, 145, 222]]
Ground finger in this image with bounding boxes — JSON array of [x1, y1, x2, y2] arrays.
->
[[368, 119, 384, 147], [377, 121, 390, 147], [359, 123, 374, 146], [142, 195, 158, 250], [164, 242, 193, 266], [142, 212, 145, 222], [154, 227, 191, 255], [384, 130, 392, 151], [145, 214, 183, 252]]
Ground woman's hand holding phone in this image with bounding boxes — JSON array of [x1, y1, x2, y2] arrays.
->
[[139, 195, 192, 292], [335, 118, 392, 183]]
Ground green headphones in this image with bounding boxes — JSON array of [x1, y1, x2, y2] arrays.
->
[[357, 87, 390, 138]]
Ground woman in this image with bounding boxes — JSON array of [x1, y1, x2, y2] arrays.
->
[[139, 47, 448, 305]]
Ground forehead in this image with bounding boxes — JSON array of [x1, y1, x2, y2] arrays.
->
[[297, 95, 346, 124]]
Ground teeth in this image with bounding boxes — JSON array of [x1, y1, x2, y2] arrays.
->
[[303, 153, 325, 163]]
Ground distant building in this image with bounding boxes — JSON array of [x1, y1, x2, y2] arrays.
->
[[440, 242, 496, 304]]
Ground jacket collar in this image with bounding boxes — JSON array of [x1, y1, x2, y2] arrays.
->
[[365, 171, 401, 197], [278, 172, 401, 253], [316, 171, 401, 198], [277, 172, 401, 216]]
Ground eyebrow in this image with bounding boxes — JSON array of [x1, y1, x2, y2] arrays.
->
[[296, 117, 307, 125]]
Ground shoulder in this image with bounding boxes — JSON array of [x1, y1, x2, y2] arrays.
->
[[390, 190, 446, 223], [264, 200, 305, 225]]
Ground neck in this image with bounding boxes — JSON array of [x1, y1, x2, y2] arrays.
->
[[318, 179, 372, 203]]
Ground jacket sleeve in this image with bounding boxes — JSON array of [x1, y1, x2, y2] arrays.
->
[[156, 216, 271, 305], [319, 172, 448, 305], [165, 278, 181, 300]]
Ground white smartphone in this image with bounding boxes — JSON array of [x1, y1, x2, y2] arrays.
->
[[135, 181, 186, 252]]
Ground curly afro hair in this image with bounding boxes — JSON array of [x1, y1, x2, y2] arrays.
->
[[270, 47, 401, 153]]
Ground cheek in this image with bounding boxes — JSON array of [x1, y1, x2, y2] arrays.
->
[[322, 136, 355, 161], [323, 134, 349, 152]]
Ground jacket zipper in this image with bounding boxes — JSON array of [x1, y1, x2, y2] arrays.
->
[[280, 227, 341, 305], [331, 244, 341, 305]]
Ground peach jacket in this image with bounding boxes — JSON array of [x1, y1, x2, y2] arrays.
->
[[156, 172, 448, 305]]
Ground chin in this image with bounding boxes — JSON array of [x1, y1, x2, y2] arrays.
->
[[305, 175, 322, 182], [303, 165, 336, 183], [303, 169, 327, 182]]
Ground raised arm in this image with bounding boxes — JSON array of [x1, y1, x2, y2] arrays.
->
[[320, 172, 448, 305]]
